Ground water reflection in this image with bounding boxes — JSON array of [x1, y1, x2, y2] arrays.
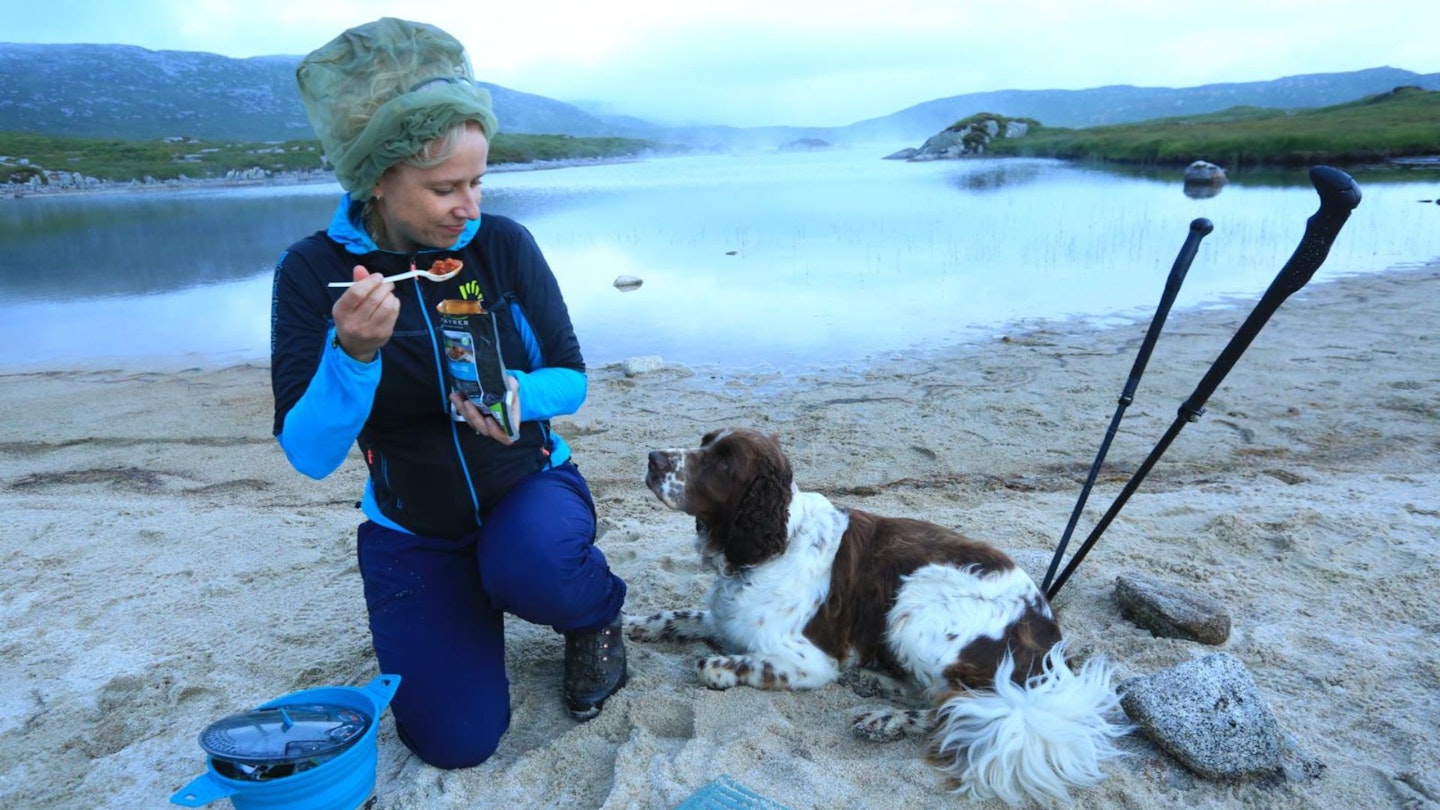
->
[[1, 151, 1437, 373], [952, 163, 1045, 193], [1183, 181, 1225, 199], [0, 184, 340, 298]]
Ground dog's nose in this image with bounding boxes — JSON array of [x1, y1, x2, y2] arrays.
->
[[648, 451, 671, 475]]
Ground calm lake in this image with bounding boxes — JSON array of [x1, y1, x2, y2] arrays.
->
[[1, 148, 1436, 375]]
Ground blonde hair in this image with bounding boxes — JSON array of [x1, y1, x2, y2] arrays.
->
[[408, 119, 479, 168]]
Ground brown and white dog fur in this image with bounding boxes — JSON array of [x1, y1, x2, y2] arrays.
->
[[633, 428, 1126, 806]]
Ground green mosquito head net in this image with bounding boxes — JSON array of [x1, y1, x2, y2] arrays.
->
[[296, 17, 500, 200]]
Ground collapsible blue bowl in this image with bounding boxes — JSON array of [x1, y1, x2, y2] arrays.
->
[[171, 675, 400, 810]]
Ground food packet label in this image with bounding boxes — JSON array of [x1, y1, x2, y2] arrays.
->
[[439, 308, 519, 440]]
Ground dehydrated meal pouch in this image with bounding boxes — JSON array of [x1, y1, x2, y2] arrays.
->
[[438, 301, 520, 441]]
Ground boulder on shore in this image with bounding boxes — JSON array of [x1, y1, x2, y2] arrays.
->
[[1121, 653, 1287, 780], [1184, 160, 1227, 184], [888, 113, 1036, 162]]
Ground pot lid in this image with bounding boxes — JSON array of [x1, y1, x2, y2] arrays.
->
[[199, 703, 370, 764]]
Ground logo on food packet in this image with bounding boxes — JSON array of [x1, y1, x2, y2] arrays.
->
[[458, 280, 482, 302]]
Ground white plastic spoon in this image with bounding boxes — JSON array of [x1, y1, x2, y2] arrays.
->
[[328, 266, 462, 287]]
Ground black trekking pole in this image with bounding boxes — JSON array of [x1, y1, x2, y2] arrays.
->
[[1046, 165, 1361, 602], [1040, 217, 1213, 593]]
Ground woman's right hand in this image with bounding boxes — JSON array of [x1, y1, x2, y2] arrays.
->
[[332, 265, 400, 363]]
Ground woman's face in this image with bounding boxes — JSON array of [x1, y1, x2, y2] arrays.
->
[[372, 125, 489, 253]]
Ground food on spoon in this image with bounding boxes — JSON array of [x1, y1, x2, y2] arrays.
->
[[430, 258, 464, 276]]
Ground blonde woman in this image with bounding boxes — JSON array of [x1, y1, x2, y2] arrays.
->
[[270, 18, 626, 768]]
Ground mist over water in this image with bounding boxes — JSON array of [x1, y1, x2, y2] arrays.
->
[[1, 149, 1435, 374]]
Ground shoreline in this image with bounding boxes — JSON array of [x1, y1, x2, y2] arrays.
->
[[0, 156, 647, 200], [1, 262, 1437, 808], [1, 259, 1434, 381]]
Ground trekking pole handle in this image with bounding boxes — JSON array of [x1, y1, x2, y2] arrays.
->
[[1277, 166, 1364, 295], [1179, 166, 1361, 420], [1120, 217, 1213, 405]]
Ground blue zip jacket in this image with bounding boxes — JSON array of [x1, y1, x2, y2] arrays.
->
[[270, 196, 587, 538]]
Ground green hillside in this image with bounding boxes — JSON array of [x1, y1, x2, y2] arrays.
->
[[0, 131, 657, 185], [988, 86, 1440, 167]]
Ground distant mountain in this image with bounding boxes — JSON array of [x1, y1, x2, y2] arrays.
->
[[0, 44, 307, 141], [0, 43, 640, 141], [2, 42, 1435, 150], [842, 67, 1440, 143]]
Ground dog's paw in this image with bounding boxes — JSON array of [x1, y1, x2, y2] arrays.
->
[[698, 655, 797, 690], [625, 609, 708, 642], [698, 656, 739, 690], [851, 708, 933, 742], [623, 612, 663, 642]]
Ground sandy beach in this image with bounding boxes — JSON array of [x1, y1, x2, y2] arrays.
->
[[1, 261, 1437, 809]]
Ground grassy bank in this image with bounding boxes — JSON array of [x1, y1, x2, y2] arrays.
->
[[987, 86, 1440, 168], [0, 131, 659, 185]]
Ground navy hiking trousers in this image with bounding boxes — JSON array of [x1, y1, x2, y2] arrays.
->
[[355, 461, 626, 768]]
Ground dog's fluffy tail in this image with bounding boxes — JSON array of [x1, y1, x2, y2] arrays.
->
[[931, 643, 1127, 807]]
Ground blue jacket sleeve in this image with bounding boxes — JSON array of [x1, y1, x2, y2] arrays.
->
[[278, 328, 382, 479], [509, 367, 586, 420]]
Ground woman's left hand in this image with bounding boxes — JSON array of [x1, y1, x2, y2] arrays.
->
[[450, 374, 521, 445]]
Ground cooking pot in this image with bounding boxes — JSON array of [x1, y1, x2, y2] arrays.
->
[[170, 675, 399, 810]]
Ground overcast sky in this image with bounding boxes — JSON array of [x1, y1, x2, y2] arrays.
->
[[4, 0, 1435, 128]]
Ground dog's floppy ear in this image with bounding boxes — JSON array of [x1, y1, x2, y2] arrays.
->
[[720, 435, 793, 569]]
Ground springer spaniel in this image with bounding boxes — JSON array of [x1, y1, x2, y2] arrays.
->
[[632, 428, 1126, 806]]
